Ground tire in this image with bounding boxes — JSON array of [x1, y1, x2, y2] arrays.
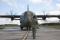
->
[[21, 27, 23, 30]]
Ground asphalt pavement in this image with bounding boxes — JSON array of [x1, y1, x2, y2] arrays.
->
[[26, 27, 60, 40], [0, 27, 26, 40], [0, 26, 60, 40]]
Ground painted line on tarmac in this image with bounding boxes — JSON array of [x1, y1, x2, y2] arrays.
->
[[21, 31, 28, 40]]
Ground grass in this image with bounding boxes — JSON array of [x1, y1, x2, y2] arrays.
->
[[0, 25, 5, 29], [40, 23, 60, 29], [3, 24, 19, 27], [0, 24, 19, 29], [47, 24, 60, 29]]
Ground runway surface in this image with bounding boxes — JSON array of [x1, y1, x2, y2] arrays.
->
[[0, 26, 60, 40], [27, 27, 60, 40], [0, 27, 27, 40]]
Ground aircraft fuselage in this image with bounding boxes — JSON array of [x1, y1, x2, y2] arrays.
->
[[20, 11, 38, 30]]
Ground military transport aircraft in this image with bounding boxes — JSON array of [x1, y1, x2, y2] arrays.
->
[[0, 5, 60, 30]]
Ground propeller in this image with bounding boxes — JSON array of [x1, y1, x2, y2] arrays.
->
[[10, 9, 14, 21], [42, 11, 46, 20]]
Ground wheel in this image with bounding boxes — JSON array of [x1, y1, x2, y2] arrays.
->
[[29, 27, 31, 30], [26, 27, 31, 31], [26, 27, 28, 30], [20, 27, 23, 30]]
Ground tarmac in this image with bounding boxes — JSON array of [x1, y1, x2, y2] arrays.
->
[[26, 27, 60, 40], [0, 26, 60, 40], [0, 27, 27, 40]]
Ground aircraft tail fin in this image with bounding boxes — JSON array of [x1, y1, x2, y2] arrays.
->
[[27, 5, 29, 11]]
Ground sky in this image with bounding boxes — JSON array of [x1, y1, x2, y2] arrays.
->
[[0, 0, 60, 24]]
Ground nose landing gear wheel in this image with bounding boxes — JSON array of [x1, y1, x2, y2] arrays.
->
[[21, 27, 23, 30]]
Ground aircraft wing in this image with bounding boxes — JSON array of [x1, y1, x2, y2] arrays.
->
[[0, 15, 22, 20], [0, 15, 21, 18], [36, 15, 60, 20], [36, 15, 60, 18]]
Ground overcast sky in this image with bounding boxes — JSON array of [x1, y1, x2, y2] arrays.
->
[[0, 0, 60, 24]]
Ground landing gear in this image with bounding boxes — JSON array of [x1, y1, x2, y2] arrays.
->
[[26, 27, 31, 31], [20, 25, 31, 31], [20, 27, 23, 30]]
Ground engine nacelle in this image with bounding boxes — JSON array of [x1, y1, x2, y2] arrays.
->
[[20, 16, 24, 23], [42, 15, 46, 20], [58, 17, 60, 19], [11, 17, 14, 21]]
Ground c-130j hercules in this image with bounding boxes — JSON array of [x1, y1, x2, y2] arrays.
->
[[0, 5, 60, 30]]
